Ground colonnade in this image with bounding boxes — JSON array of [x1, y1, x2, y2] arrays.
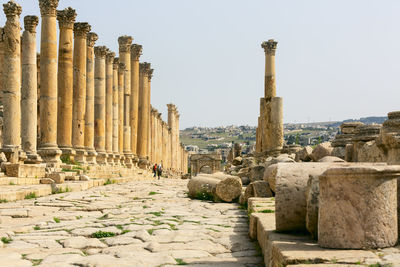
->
[[0, 0, 188, 174]]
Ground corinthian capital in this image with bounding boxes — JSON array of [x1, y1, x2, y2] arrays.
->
[[24, 16, 39, 33], [106, 50, 115, 64], [118, 35, 133, 53], [148, 69, 154, 81], [39, 0, 59, 17], [113, 58, 119, 69], [131, 44, 142, 61], [261, 39, 278, 55], [87, 32, 98, 47], [119, 63, 126, 74], [139, 62, 151, 75], [3, 1, 22, 18], [94, 46, 108, 58], [74, 22, 91, 38], [57, 7, 76, 29]]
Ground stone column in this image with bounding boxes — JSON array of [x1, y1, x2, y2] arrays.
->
[[176, 113, 181, 172], [105, 50, 115, 164], [147, 69, 154, 163], [162, 122, 168, 168], [118, 36, 133, 167], [21, 15, 41, 163], [149, 108, 155, 164], [1, 1, 23, 163], [38, 0, 62, 164], [137, 63, 151, 168], [94, 46, 107, 164], [0, 27, 4, 105], [56, 8, 76, 161], [157, 113, 163, 165], [72, 22, 91, 164], [262, 39, 277, 100], [84, 32, 98, 164], [167, 104, 177, 172], [130, 44, 142, 163], [112, 59, 119, 164], [118, 62, 125, 163]]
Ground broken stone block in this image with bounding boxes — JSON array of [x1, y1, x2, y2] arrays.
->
[[5, 163, 46, 178], [310, 142, 333, 162], [46, 173, 65, 184]]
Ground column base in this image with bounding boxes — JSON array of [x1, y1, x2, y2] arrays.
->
[[113, 153, 120, 165], [96, 151, 107, 165], [74, 147, 87, 164], [107, 152, 115, 166], [132, 154, 139, 167], [119, 154, 126, 166], [124, 152, 133, 168], [86, 148, 98, 164], [37, 145, 62, 166], [1, 145, 21, 163], [59, 146, 76, 164], [138, 157, 149, 170], [25, 152, 42, 164]]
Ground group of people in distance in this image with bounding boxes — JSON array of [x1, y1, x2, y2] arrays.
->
[[152, 162, 163, 179]]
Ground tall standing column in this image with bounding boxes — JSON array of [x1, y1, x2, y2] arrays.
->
[[1, 1, 23, 163], [147, 69, 154, 163], [112, 59, 119, 164], [56, 8, 76, 161], [94, 46, 107, 164], [149, 108, 156, 164], [38, 0, 62, 164], [167, 104, 177, 172], [176, 113, 181, 172], [162, 122, 168, 169], [0, 27, 4, 106], [262, 39, 277, 100], [157, 113, 163, 165], [84, 32, 98, 164], [105, 50, 115, 164], [21, 15, 41, 163], [137, 62, 150, 168], [118, 62, 125, 163], [130, 44, 142, 163], [72, 22, 91, 163], [118, 36, 133, 167]]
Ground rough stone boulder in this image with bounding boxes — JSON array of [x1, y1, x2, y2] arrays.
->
[[243, 181, 273, 204], [232, 157, 243, 166], [249, 165, 265, 182], [242, 157, 256, 168], [318, 156, 345, 163], [357, 140, 386, 162], [310, 142, 333, 162], [187, 173, 242, 202], [237, 167, 251, 185], [331, 146, 346, 159], [268, 162, 344, 232], [295, 146, 313, 162]]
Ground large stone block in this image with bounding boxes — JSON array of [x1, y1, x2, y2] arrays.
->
[[310, 142, 333, 162], [5, 164, 46, 178], [318, 165, 399, 249]]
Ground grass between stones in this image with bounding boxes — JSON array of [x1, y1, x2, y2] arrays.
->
[[194, 190, 214, 201], [0, 199, 8, 203], [91, 231, 116, 238], [148, 211, 165, 217], [104, 179, 116, 186], [33, 225, 41, 230], [259, 209, 275, 213], [25, 192, 37, 199], [53, 217, 61, 223], [1, 237, 12, 243], [148, 191, 161, 195], [175, 258, 188, 265]]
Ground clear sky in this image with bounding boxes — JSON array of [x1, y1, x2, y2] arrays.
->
[[1, 0, 400, 129]]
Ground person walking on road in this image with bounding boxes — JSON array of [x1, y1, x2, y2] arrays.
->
[[157, 164, 162, 180], [153, 164, 157, 178]]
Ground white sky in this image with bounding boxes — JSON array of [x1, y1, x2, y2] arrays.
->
[[1, 0, 399, 129]]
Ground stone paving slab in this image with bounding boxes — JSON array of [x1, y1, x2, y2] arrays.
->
[[0, 178, 263, 266]]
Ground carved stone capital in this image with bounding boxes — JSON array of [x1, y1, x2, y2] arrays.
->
[[139, 62, 151, 75], [73, 22, 91, 38], [113, 57, 119, 69], [3, 1, 22, 18], [167, 103, 177, 112], [106, 50, 115, 64], [261, 39, 278, 55], [24, 16, 39, 33], [39, 0, 59, 17], [131, 44, 142, 61], [94, 46, 108, 58], [57, 7, 76, 29], [118, 35, 133, 53], [87, 32, 98, 47], [148, 68, 154, 81], [118, 63, 126, 74]]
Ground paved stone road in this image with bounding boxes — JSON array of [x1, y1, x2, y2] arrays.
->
[[0, 179, 263, 266]]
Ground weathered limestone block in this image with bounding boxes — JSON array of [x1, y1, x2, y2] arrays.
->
[[268, 162, 343, 232], [46, 172, 65, 184], [318, 156, 344, 163], [232, 156, 242, 166], [331, 146, 346, 159], [5, 164, 46, 178], [295, 146, 313, 162], [310, 142, 333, 162], [351, 124, 382, 162], [243, 181, 273, 204], [319, 165, 399, 249], [249, 165, 265, 182], [357, 140, 386, 162], [305, 175, 319, 240], [378, 111, 400, 164]]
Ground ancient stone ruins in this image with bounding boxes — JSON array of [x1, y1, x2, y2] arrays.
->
[[1, 1, 400, 267]]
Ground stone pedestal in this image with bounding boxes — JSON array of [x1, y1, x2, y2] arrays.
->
[[318, 165, 399, 249], [38, 0, 62, 164], [1, 2, 22, 164], [21, 15, 41, 163], [72, 22, 91, 164], [84, 32, 98, 164], [56, 8, 76, 162], [94, 46, 107, 164]]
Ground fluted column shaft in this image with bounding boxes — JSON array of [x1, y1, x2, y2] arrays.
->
[[56, 8, 76, 159], [118, 63, 125, 157], [2, 2, 22, 163], [112, 59, 119, 161], [105, 51, 114, 161], [38, 0, 61, 164], [21, 16, 40, 162], [84, 32, 98, 163], [176, 113, 181, 171], [167, 104, 177, 171], [130, 44, 142, 157], [0, 27, 4, 106], [94, 46, 107, 164], [72, 22, 91, 163], [137, 63, 150, 166], [262, 39, 277, 100]]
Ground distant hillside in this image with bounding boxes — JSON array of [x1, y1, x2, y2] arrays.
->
[[327, 116, 387, 128]]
